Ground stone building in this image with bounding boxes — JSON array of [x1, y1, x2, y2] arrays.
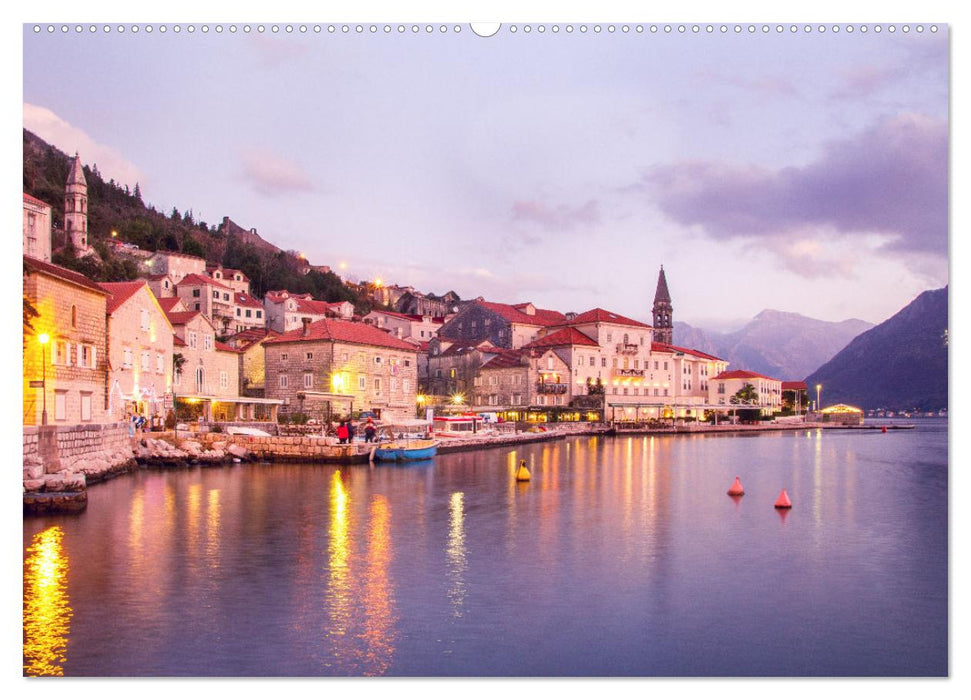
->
[[264, 290, 352, 332], [175, 273, 235, 333], [395, 289, 459, 317], [424, 339, 500, 401], [435, 299, 566, 349], [206, 265, 251, 294], [143, 250, 207, 285], [23, 193, 52, 262], [263, 318, 419, 422], [222, 327, 280, 397], [231, 292, 267, 333], [23, 256, 109, 425], [363, 309, 445, 343], [99, 281, 175, 421], [709, 369, 783, 415], [143, 273, 177, 299]]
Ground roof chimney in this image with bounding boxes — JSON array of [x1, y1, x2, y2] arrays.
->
[[301, 317, 312, 336]]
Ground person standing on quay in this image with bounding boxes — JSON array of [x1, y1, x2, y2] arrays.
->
[[337, 421, 349, 445], [347, 419, 356, 443]]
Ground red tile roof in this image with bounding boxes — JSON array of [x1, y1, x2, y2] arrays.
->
[[164, 310, 202, 327], [214, 341, 240, 353], [481, 349, 531, 370], [651, 342, 724, 362], [235, 292, 264, 309], [178, 272, 232, 290], [476, 300, 566, 327], [523, 327, 598, 349], [23, 192, 51, 208], [782, 381, 808, 391], [712, 370, 780, 382], [23, 255, 107, 295], [567, 308, 651, 328], [223, 327, 279, 350], [293, 298, 334, 315], [99, 281, 149, 314], [173, 335, 187, 347], [263, 318, 419, 351], [157, 297, 185, 313]]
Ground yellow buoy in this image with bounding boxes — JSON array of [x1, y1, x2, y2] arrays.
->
[[515, 459, 531, 482]]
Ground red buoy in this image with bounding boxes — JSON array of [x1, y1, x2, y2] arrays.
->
[[774, 489, 792, 509], [727, 476, 745, 496], [881, 426, 888, 433]]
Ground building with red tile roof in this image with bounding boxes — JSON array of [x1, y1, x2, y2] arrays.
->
[[23, 256, 108, 425], [709, 369, 783, 412], [98, 281, 175, 420], [435, 299, 567, 350], [262, 317, 420, 422]]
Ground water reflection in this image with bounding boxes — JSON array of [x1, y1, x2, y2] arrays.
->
[[361, 496, 395, 675], [327, 470, 352, 654], [446, 492, 467, 617], [23, 526, 72, 676]]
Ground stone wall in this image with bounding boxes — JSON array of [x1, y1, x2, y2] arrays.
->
[[23, 422, 136, 482]]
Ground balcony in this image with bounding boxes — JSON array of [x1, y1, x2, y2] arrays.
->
[[615, 343, 639, 355], [536, 382, 568, 394], [614, 368, 645, 377]]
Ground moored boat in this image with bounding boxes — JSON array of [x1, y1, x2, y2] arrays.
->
[[373, 438, 438, 462]]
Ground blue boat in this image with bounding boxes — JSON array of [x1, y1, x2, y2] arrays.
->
[[373, 439, 438, 462]]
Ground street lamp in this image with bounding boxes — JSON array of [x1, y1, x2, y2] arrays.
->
[[416, 393, 426, 418], [816, 383, 822, 412], [38, 333, 50, 425]]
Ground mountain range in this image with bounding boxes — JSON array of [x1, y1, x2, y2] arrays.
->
[[805, 287, 948, 411], [674, 310, 874, 382]]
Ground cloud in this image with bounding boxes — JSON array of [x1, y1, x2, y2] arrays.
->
[[240, 149, 314, 196], [641, 113, 947, 275], [23, 103, 143, 188], [510, 198, 601, 232]]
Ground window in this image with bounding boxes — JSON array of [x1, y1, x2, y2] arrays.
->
[[223, 293, 230, 302], [193, 289, 200, 298], [236, 308, 241, 317], [256, 311, 262, 319], [612, 358, 618, 368], [374, 356, 382, 365], [71, 305, 77, 328], [194, 303, 200, 311], [220, 371, 229, 390], [623, 333, 629, 344], [589, 356, 595, 366], [281, 353, 289, 362], [390, 377, 398, 392], [373, 377, 382, 394], [359, 375, 366, 390], [140, 309, 150, 331], [606, 333, 612, 342], [547, 357, 554, 370], [55, 341, 68, 366], [664, 362, 669, 370], [212, 290, 219, 299], [245, 309, 252, 318], [306, 352, 313, 360], [156, 353, 164, 374], [141, 351, 150, 371], [189, 332, 198, 349], [601, 357, 607, 367], [80, 392, 92, 421], [402, 379, 410, 393], [303, 372, 313, 388], [204, 335, 212, 351], [279, 374, 289, 389], [54, 391, 67, 421], [196, 368, 205, 393]]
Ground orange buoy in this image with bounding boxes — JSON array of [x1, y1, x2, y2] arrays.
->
[[727, 476, 745, 496], [774, 488, 792, 509], [515, 459, 531, 482]]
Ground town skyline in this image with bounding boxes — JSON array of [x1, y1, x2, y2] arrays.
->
[[22, 21, 948, 330]]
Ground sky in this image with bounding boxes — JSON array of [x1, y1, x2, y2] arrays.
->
[[18, 14, 949, 333]]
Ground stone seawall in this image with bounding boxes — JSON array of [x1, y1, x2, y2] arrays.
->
[[23, 421, 138, 515]]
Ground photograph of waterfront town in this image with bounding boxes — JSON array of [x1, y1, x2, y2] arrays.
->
[[20, 17, 950, 680]]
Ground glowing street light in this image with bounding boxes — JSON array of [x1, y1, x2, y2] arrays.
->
[[816, 383, 822, 412], [38, 333, 50, 425]]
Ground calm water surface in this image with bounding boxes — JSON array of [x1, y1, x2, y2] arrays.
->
[[23, 421, 948, 676]]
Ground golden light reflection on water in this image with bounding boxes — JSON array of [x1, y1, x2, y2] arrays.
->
[[327, 470, 352, 649], [447, 492, 467, 617], [206, 489, 221, 564], [361, 496, 396, 675], [23, 526, 72, 676]]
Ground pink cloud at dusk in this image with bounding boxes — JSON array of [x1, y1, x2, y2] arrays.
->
[[240, 149, 314, 197], [643, 113, 947, 274]]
